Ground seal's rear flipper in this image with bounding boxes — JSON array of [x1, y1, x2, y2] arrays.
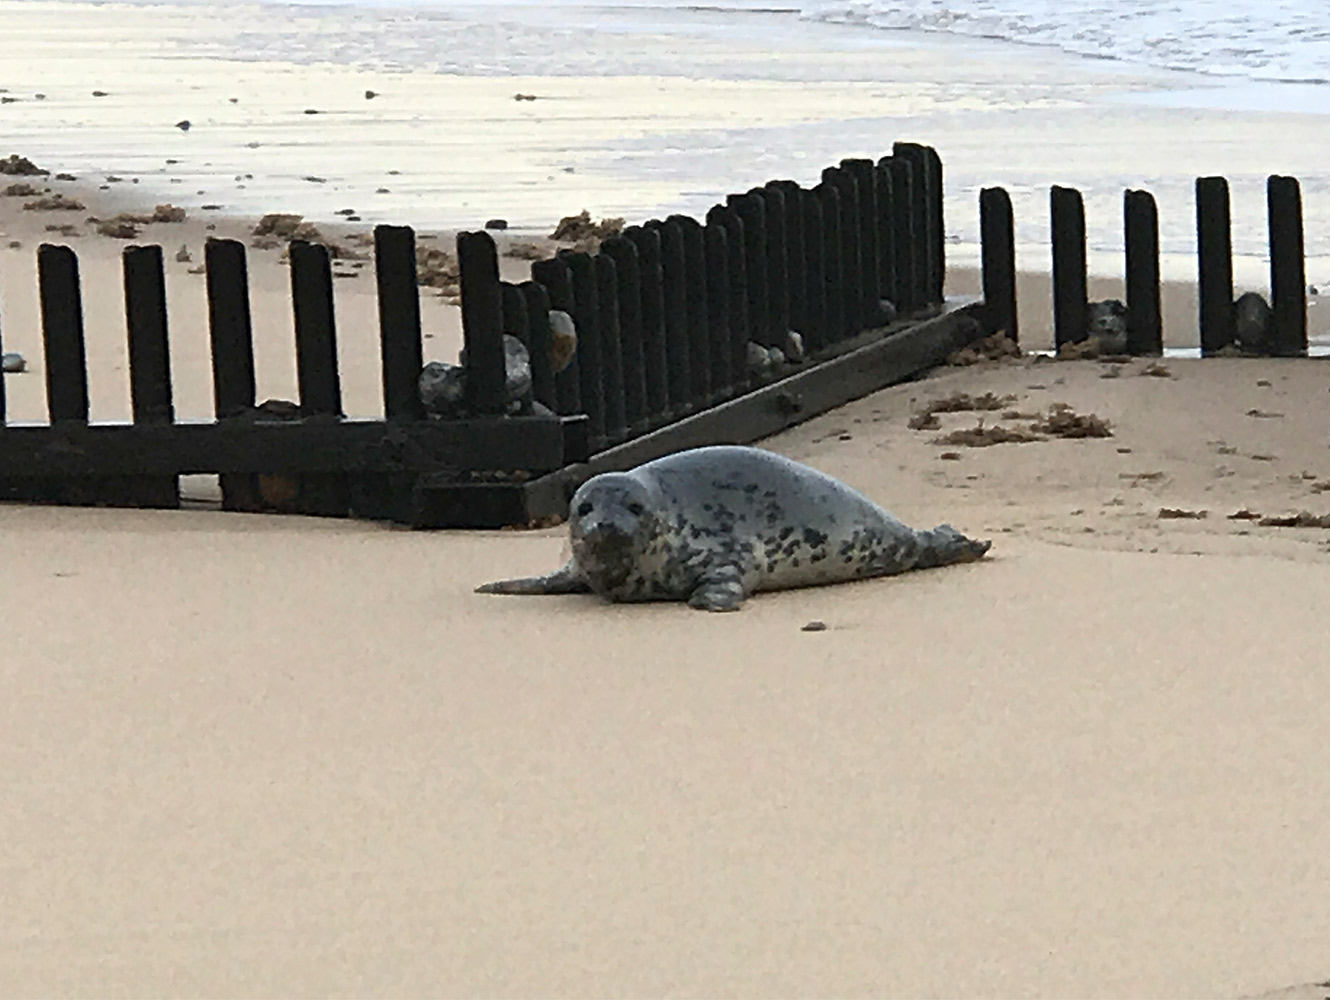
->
[[914, 524, 992, 569], [476, 560, 589, 595]]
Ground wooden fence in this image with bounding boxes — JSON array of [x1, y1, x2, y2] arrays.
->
[[0, 142, 997, 527], [978, 174, 1309, 356]]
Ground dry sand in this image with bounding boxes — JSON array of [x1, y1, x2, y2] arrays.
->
[[4, 4, 1330, 996], [5, 344, 1330, 998]]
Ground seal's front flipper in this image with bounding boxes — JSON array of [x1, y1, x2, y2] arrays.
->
[[476, 560, 589, 596], [687, 568, 748, 612], [913, 524, 992, 569]]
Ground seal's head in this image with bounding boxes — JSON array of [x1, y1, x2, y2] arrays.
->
[[568, 472, 660, 596]]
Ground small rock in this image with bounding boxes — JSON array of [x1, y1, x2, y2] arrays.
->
[[1085, 299, 1128, 354], [2, 352, 27, 374], [767, 347, 786, 367], [419, 361, 468, 416], [784, 329, 805, 363], [303, 108, 320, 115], [514, 93, 538, 101], [54, 172, 75, 181], [364, 89, 379, 100], [484, 218, 508, 231], [1234, 291, 1272, 354], [175, 244, 191, 263], [801, 621, 827, 632], [91, 90, 108, 97], [747, 340, 774, 378], [303, 175, 327, 184], [874, 298, 899, 325], [548, 310, 577, 372], [175, 119, 191, 131]]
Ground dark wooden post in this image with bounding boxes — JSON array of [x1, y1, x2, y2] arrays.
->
[[500, 281, 533, 413], [759, 185, 791, 341], [770, 181, 806, 339], [895, 143, 945, 303], [1196, 176, 1235, 356], [1124, 189, 1162, 355], [822, 166, 862, 336], [980, 187, 1017, 345], [546, 253, 603, 442], [519, 280, 556, 410], [872, 164, 897, 314], [814, 182, 844, 344], [626, 225, 671, 421], [600, 236, 649, 434], [372, 225, 424, 421], [801, 188, 826, 352], [880, 156, 917, 314], [123, 245, 175, 425], [1050, 185, 1088, 350], [594, 252, 628, 443], [702, 219, 732, 398], [287, 239, 349, 515], [531, 256, 581, 415], [843, 158, 881, 321], [655, 218, 692, 412], [204, 237, 261, 511], [457, 230, 507, 414], [38, 245, 90, 424], [708, 204, 749, 390], [671, 214, 710, 407], [1267, 175, 1307, 357], [290, 241, 343, 417], [729, 192, 769, 347]]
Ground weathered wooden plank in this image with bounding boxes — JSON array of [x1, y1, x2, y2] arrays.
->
[[372, 225, 424, 421], [729, 191, 769, 346], [39, 244, 89, 423], [519, 280, 557, 409], [822, 166, 862, 338], [594, 252, 629, 444], [290, 240, 343, 416], [671, 214, 710, 407], [0, 416, 571, 475], [760, 185, 791, 342], [531, 255, 583, 416], [550, 252, 604, 444], [707, 205, 749, 394], [979, 186, 1017, 344], [1267, 174, 1307, 357], [203, 237, 263, 511], [880, 156, 917, 313], [1124, 189, 1162, 355], [627, 224, 671, 421], [1196, 176, 1235, 356], [457, 230, 507, 414], [702, 219, 732, 399], [895, 143, 945, 303], [599, 236, 648, 434], [814, 182, 844, 344], [1050, 185, 1088, 350], [842, 158, 881, 322], [800, 189, 827, 353], [119, 243, 181, 508], [655, 218, 692, 411]]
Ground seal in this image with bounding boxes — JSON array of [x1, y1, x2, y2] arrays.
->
[[476, 445, 991, 611]]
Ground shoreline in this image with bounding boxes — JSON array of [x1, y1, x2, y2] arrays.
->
[[4, 0, 1330, 279]]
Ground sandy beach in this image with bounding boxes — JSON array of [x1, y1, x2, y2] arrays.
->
[[3, 0, 1330, 997]]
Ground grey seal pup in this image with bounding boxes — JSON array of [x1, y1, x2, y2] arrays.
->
[[476, 445, 991, 611]]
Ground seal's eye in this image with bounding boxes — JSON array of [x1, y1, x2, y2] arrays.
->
[[576, 501, 593, 517], [626, 501, 645, 516]]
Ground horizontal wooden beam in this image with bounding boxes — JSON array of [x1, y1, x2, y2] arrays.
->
[[412, 297, 987, 528], [0, 415, 576, 476]]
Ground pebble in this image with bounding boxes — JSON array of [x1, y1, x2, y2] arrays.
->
[[801, 621, 828, 632], [2, 352, 27, 374]]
